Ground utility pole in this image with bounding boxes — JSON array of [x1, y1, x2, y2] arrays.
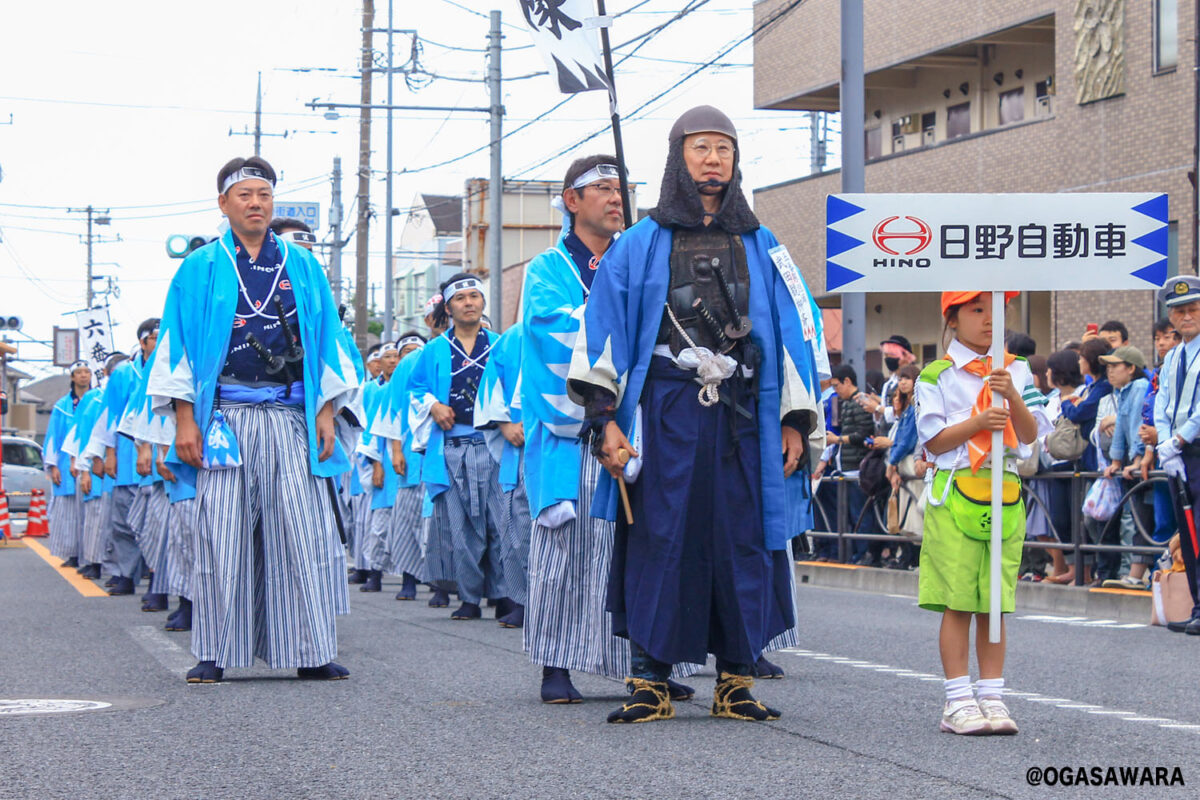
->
[[809, 111, 827, 174], [383, 0, 395, 341], [254, 71, 262, 156], [67, 205, 111, 309], [839, 0, 866, 374], [354, 0, 375, 350], [488, 10, 504, 331], [330, 156, 344, 305]]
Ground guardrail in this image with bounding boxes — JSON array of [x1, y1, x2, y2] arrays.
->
[[807, 470, 1171, 587]]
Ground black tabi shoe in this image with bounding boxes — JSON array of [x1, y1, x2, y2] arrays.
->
[[607, 679, 674, 723], [1186, 618, 1200, 636], [450, 601, 481, 620], [185, 661, 223, 684], [493, 597, 515, 619], [541, 667, 582, 704], [75, 562, 89, 574], [107, 577, 135, 596], [754, 655, 785, 679], [165, 598, 192, 631], [62, 557, 79, 568], [428, 588, 451, 608], [394, 573, 418, 601], [498, 604, 524, 629], [141, 593, 168, 612], [1167, 616, 1198, 633], [666, 679, 695, 701], [297, 662, 350, 680], [359, 570, 382, 592], [711, 672, 781, 721], [104, 576, 119, 588], [348, 569, 368, 585]]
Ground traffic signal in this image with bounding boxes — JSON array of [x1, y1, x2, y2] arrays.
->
[[0, 316, 21, 330], [166, 234, 214, 259]]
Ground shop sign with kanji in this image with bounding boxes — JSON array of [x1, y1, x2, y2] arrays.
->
[[825, 193, 1168, 292]]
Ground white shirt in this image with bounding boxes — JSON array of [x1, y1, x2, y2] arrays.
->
[[915, 339, 1052, 472]]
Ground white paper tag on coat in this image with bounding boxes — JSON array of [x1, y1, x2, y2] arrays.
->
[[769, 244, 817, 342]]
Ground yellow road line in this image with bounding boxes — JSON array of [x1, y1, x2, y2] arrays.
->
[[19, 536, 110, 598]]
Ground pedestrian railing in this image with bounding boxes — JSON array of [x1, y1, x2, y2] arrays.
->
[[807, 470, 1172, 586]]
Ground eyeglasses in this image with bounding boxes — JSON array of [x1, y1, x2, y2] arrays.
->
[[687, 141, 735, 160], [579, 183, 622, 198]]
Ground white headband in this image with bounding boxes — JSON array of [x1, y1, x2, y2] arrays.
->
[[282, 230, 316, 245], [138, 326, 159, 342], [366, 351, 382, 363], [571, 163, 622, 190], [423, 294, 443, 317], [380, 342, 398, 354], [443, 278, 483, 304], [70, 360, 90, 372], [397, 336, 425, 351], [221, 166, 275, 195]]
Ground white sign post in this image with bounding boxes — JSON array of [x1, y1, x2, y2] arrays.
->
[[827, 192, 1169, 642]]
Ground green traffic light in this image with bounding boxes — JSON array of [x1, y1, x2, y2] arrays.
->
[[166, 234, 191, 258]]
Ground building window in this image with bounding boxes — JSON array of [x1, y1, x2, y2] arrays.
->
[[865, 126, 882, 160], [947, 102, 970, 139], [921, 111, 936, 146], [998, 87, 1025, 125], [1155, 0, 1178, 73]]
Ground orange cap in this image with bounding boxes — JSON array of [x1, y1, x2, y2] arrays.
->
[[940, 291, 1019, 317]]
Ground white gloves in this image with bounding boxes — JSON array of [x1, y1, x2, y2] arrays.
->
[[1162, 455, 1187, 479], [1157, 436, 1183, 463]]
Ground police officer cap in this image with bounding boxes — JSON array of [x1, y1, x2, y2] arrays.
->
[[668, 105, 737, 143], [1159, 276, 1200, 307]]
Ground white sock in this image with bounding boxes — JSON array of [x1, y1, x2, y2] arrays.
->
[[976, 677, 1004, 699], [944, 675, 973, 703]]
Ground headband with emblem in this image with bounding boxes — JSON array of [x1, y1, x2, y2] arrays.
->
[[397, 335, 425, 351], [443, 277, 484, 304]]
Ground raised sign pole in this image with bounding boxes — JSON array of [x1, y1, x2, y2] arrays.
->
[[827, 192, 1169, 642]]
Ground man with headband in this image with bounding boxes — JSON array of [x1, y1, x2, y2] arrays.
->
[[568, 108, 827, 723], [408, 273, 505, 619], [83, 319, 161, 600], [145, 155, 358, 683], [270, 217, 318, 251], [517, 155, 696, 704], [370, 331, 428, 599], [43, 361, 94, 569], [355, 338, 403, 593]]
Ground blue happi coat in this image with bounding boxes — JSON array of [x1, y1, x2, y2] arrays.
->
[[519, 238, 594, 516], [358, 377, 399, 510], [566, 218, 827, 550], [84, 354, 152, 487], [474, 324, 523, 492], [407, 328, 500, 499], [65, 388, 105, 502], [43, 390, 85, 496], [146, 230, 360, 479], [372, 349, 424, 490], [120, 346, 188, 500]]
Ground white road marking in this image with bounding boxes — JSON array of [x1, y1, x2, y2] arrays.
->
[[774, 647, 1196, 733], [1017, 614, 1146, 630], [128, 625, 194, 678]]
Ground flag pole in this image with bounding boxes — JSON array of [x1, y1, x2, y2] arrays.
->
[[989, 291, 1006, 643], [595, 0, 634, 229]]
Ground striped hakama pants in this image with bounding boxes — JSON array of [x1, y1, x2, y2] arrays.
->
[[350, 487, 373, 572], [524, 453, 698, 679], [81, 493, 113, 566], [136, 483, 172, 594], [429, 437, 504, 603], [164, 497, 195, 598], [384, 484, 426, 579], [365, 506, 392, 571], [48, 485, 82, 560], [191, 403, 348, 670], [764, 539, 801, 652], [499, 458, 532, 607]]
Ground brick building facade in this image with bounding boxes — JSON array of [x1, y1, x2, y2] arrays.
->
[[752, 0, 1191, 359]]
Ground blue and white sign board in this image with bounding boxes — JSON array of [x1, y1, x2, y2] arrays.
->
[[274, 202, 320, 232], [826, 193, 1168, 292]]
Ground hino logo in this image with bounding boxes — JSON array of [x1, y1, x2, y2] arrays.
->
[[871, 215, 933, 255]]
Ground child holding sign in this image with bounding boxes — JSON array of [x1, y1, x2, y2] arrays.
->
[[916, 292, 1051, 735]]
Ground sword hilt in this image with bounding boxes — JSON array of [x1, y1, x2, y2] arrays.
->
[[692, 298, 732, 353], [244, 332, 287, 376], [273, 295, 305, 363], [713, 267, 752, 340]]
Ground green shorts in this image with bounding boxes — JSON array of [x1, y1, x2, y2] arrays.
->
[[918, 495, 1025, 614]]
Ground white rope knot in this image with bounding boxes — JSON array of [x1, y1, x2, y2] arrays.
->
[[674, 346, 738, 407]]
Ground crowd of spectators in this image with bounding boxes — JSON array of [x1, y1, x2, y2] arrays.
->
[[809, 320, 1181, 590]]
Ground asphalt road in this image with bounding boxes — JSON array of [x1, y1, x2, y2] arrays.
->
[[2, 537, 1197, 800]]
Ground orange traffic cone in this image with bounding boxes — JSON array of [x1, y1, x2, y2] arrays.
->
[[0, 491, 11, 541], [25, 489, 49, 537]]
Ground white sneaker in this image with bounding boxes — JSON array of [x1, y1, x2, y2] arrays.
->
[[977, 697, 1019, 735], [940, 698, 992, 735]]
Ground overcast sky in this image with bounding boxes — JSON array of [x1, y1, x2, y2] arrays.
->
[[0, 0, 824, 382]]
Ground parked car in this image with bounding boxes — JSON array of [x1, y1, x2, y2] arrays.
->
[[2, 435, 51, 513]]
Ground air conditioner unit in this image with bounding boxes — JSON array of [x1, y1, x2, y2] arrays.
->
[[922, 128, 936, 146], [1036, 95, 1053, 116], [891, 135, 905, 153]]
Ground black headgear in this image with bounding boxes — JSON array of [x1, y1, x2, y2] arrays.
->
[[649, 105, 759, 234]]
